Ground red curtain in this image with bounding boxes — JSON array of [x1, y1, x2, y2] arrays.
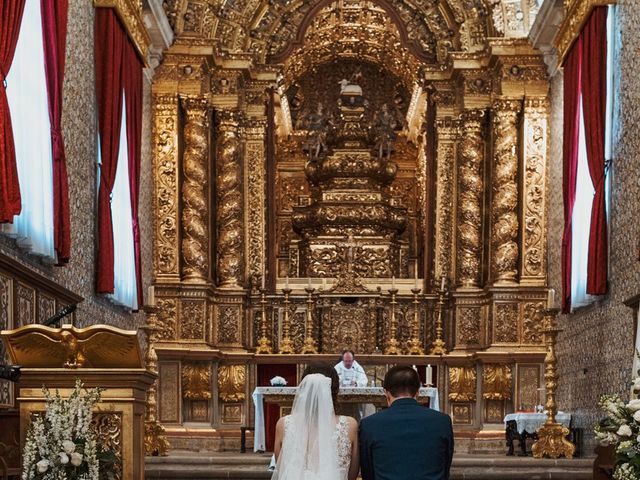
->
[[581, 7, 609, 295], [561, 37, 583, 314], [257, 364, 297, 451], [0, 1, 26, 223], [41, 0, 70, 263], [123, 40, 143, 307], [95, 8, 125, 293]]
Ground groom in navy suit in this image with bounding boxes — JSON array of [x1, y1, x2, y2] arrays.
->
[[359, 366, 454, 480]]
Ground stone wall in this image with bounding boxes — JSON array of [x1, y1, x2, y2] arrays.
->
[[547, 0, 640, 446], [0, 0, 154, 330]]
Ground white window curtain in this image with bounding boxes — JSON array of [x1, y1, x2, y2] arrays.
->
[[570, 5, 616, 311], [570, 103, 596, 309], [107, 95, 138, 310], [3, 0, 56, 261]]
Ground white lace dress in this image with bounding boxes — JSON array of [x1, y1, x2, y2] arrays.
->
[[284, 415, 352, 480]]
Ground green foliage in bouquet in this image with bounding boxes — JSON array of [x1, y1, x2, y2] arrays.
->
[[595, 364, 640, 480], [22, 380, 115, 480]]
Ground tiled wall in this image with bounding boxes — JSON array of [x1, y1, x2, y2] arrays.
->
[[547, 0, 640, 446]]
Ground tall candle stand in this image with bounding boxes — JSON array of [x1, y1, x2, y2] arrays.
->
[[532, 308, 575, 459], [429, 279, 448, 355], [384, 288, 401, 355], [301, 287, 318, 354], [407, 287, 425, 355], [140, 306, 169, 456], [255, 289, 273, 354], [278, 288, 295, 354]]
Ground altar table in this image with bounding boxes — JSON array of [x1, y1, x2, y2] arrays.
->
[[503, 412, 572, 456], [252, 386, 439, 452]]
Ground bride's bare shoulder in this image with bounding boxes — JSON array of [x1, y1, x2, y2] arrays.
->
[[343, 416, 358, 430], [275, 415, 290, 430]]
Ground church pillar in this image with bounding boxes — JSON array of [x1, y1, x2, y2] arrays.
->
[[152, 94, 181, 283], [181, 96, 211, 283], [456, 109, 486, 289], [216, 112, 244, 290], [243, 119, 267, 288], [490, 99, 522, 285], [520, 98, 549, 286], [433, 116, 460, 286]]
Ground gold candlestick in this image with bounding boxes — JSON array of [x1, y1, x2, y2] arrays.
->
[[384, 288, 401, 355], [407, 287, 425, 355], [532, 308, 575, 459], [255, 289, 273, 354], [140, 305, 169, 456], [278, 288, 295, 354], [429, 277, 448, 355], [301, 287, 319, 354]]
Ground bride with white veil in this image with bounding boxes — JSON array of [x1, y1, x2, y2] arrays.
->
[[272, 364, 359, 480]]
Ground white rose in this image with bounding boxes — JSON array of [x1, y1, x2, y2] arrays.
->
[[62, 440, 76, 454], [617, 424, 633, 437], [59, 452, 69, 464], [36, 459, 49, 473], [70, 452, 83, 466], [634, 410, 640, 423], [627, 399, 640, 412]]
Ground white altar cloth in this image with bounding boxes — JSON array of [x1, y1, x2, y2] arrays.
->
[[503, 412, 572, 434], [252, 386, 439, 452]]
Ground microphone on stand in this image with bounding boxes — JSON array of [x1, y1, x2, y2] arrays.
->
[[41, 304, 77, 327]]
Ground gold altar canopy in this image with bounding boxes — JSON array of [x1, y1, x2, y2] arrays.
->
[[150, 0, 551, 453], [1, 324, 154, 480]]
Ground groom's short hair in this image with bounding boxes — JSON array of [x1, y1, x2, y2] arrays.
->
[[383, 366, 420, 397]]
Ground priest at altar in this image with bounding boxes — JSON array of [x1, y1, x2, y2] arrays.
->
[[334, 350, 368, 387]]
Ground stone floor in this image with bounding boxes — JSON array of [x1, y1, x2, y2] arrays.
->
[[145, 451, 594, 479]]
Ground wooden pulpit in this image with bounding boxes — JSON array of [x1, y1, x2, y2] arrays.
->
[[1, 323, 155, 480]]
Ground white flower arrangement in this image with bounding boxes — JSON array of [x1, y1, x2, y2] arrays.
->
[[22, 379, 113, 480], [595, 364, 640, 479], [270, 376, 287, 386]]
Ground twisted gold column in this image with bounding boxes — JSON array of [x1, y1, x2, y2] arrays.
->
[[491, 99, 522, 284], [216, 112, 244, 289], [456, 110, 485, 288], [181, 97, 210, 282], [532, 308, 575, 459]]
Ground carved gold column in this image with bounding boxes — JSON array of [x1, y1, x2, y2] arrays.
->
[[434, 117, 460, 285], [520, 98, 549, 285], [217, 112, 244, 289], [140, 306, 169, 456], [456, 109, 485, 288], [153, 94, 180, 281], [181, 96, 210, 283], [244, 120, 267, 285], [491, 99, 522, 284], [532, 308, 575, 459]]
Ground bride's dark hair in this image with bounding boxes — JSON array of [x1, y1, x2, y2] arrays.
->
[[302, 362, 340, 407]]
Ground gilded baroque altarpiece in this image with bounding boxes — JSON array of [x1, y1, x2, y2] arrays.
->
[[148, 0, 552, 452]]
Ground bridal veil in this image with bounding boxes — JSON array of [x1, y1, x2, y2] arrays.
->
[[271, 373, 343, 480]]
